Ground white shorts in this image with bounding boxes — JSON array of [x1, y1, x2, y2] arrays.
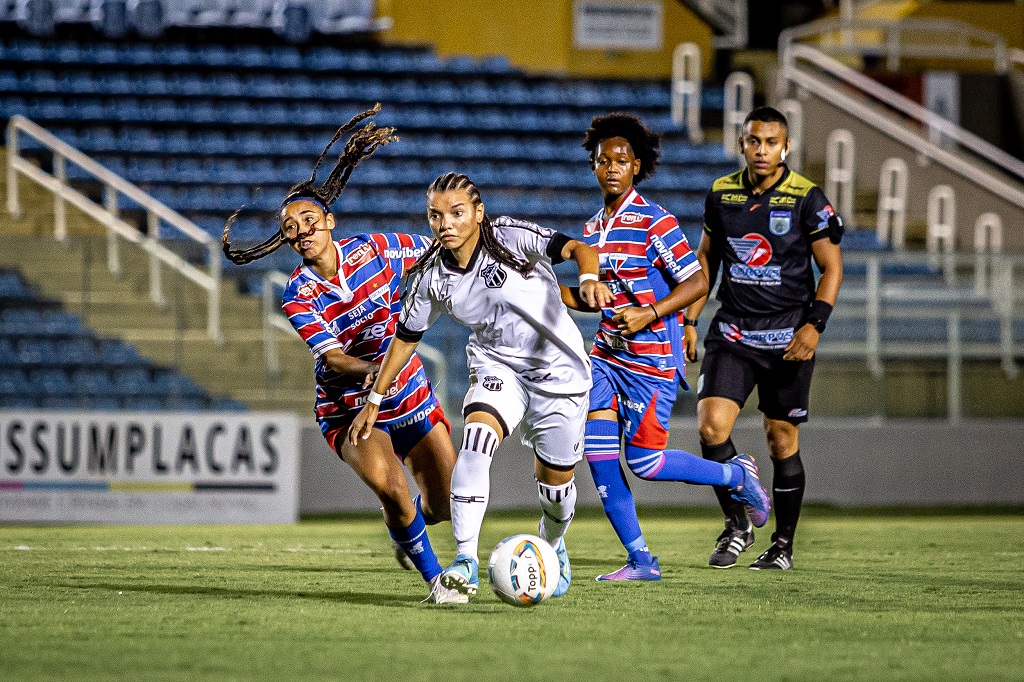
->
[[462, 363, 587, 468]]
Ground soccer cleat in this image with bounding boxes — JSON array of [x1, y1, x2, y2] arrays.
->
[[595, 555, 662, 581], [727, 454, 771, 528], [708, 523, 755, 568], [552, 537, 571, 597], [749, 536, 793, 570], [393, 541, 416, 571], [440, 553, 479, 596], [422, 574, 469, 604]]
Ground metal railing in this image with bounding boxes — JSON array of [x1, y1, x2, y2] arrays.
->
[[5, 115, 223, 342], [777, 42, 1024, 212], [261, 270, 452, 416], [783, 16, 1017, 74], [817, 250, 1024, 423]]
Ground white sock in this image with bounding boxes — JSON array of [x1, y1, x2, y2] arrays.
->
[[450, 422, 499, 562], [537, 477, 577, 544]]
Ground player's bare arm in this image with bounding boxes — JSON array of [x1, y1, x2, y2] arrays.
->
[[683, 232, 715, 361], [320, 348, 379, 381], [613, 266, 708, 334], [783, 237, 843, 361], [561, 238, 613, 309], [349, 336, 419, 444]]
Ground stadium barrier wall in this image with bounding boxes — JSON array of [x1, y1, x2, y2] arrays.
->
[[0, 411, 301, 524], [378, 0, 714, 79], [299, 418, 1024, 513]]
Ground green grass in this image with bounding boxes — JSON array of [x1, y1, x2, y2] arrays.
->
[[2, 509, 1023, 681]]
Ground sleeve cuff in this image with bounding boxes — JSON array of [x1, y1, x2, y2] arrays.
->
[[395, 321, 425, 343], [545, 232, 572, 264]]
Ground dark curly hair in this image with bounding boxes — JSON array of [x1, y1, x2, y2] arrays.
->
[[222, 103, 397, 265], [581, 112, 661, 185]]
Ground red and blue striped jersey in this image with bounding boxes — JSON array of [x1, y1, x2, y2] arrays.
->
[[582, 189, 701, 383], [281, 233, 435, 424]]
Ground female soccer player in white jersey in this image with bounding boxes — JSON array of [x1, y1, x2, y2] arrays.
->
[[568, 113, 771, 581], [349, 172, 613, 600], [223, 106, 465, 604]]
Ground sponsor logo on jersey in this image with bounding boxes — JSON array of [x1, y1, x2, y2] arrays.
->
[[358, 321, 389, 341], [622, 396, 645, 413], [346, 303, 368, 320], [729, 263, 782, 284], [816, 205, 836, 230], [344, 242, 374, 267], [383, 245, 427, 260], [721, 193, 748, 204], [769, 210, 792, 236], [297, 281, 318, 299], [651, 233, 683, 275], [788, 408, 808, 418], [619, 212, 647, 225], [728, 233, 773, 266], [718, 322, 794, 349], [769, 195, 797, 207], [391, 402, 436, 429], [481, 262, 507, 289], [482, 376, 503, 391], [600, 330, 627, 350]]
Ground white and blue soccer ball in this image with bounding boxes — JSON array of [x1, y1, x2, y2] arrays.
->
[[487, 534, 559, 608]]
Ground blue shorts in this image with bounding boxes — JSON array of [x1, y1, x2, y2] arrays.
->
[[589, 357, 678, 450], [321, 389, 449, 461]]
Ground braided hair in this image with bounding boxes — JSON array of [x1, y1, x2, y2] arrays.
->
[[581, 112, 660, 184], [408, 172, 533, 277], [222, 103, 398, 265]]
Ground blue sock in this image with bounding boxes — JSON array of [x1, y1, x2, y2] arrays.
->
[[585, 419, 650, 560], [625, 445, 739, 487], [387, 508, 442, 583]]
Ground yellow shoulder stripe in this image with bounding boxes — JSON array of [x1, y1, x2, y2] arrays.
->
[[777, 170, 817, 197], [711, 170, 745, 193]]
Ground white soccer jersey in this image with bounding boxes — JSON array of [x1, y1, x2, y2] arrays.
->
[[397, 216, 591, 396]]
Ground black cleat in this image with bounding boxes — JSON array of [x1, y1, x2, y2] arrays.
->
[[708, 522, 754, 568], [749, 536, 793, 570]]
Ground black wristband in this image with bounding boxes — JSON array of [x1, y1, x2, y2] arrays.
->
[[806, 300, 833, 334], [683, 318, 698, 327]]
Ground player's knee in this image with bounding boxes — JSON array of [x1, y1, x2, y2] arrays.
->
[[623, 444, 661, 480], [698, 420, 730, 446], [419, 495, 450, 522], [764, 420, 798, 458]]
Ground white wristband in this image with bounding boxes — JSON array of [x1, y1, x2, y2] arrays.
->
[[366, 390, 385, 406], [579, 273, 598, 285]]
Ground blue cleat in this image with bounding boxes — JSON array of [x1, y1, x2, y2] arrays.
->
[[595, 555, 662, 581], [552, 537, 571, 597], [727, 454, 771, 528], [440, 554, 479, 596]]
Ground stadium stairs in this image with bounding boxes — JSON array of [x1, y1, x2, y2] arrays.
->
[[0, 168, 314, 413]]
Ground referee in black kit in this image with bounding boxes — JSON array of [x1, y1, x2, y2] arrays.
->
[[684, 106, 844, 570]]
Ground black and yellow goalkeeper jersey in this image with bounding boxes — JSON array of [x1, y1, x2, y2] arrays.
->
[[703, 166, 835, 317]]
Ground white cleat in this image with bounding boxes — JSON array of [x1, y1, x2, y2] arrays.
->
[[422, 574, 469, 604]]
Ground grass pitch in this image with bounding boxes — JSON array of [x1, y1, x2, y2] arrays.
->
[[2, 508, 1023, 682]]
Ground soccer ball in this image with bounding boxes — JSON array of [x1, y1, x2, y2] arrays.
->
[[487, 534, 559, 608]]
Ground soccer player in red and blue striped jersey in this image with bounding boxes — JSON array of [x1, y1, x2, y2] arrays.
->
[[570, 113, 771, 581], [223, 106, 463, 604]]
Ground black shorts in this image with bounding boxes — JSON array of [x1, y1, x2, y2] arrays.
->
[[698, 309, 815, 423]]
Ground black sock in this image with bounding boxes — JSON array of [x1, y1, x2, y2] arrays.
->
[[701, 439, 747, 529], [771, 452, 805, 544]]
